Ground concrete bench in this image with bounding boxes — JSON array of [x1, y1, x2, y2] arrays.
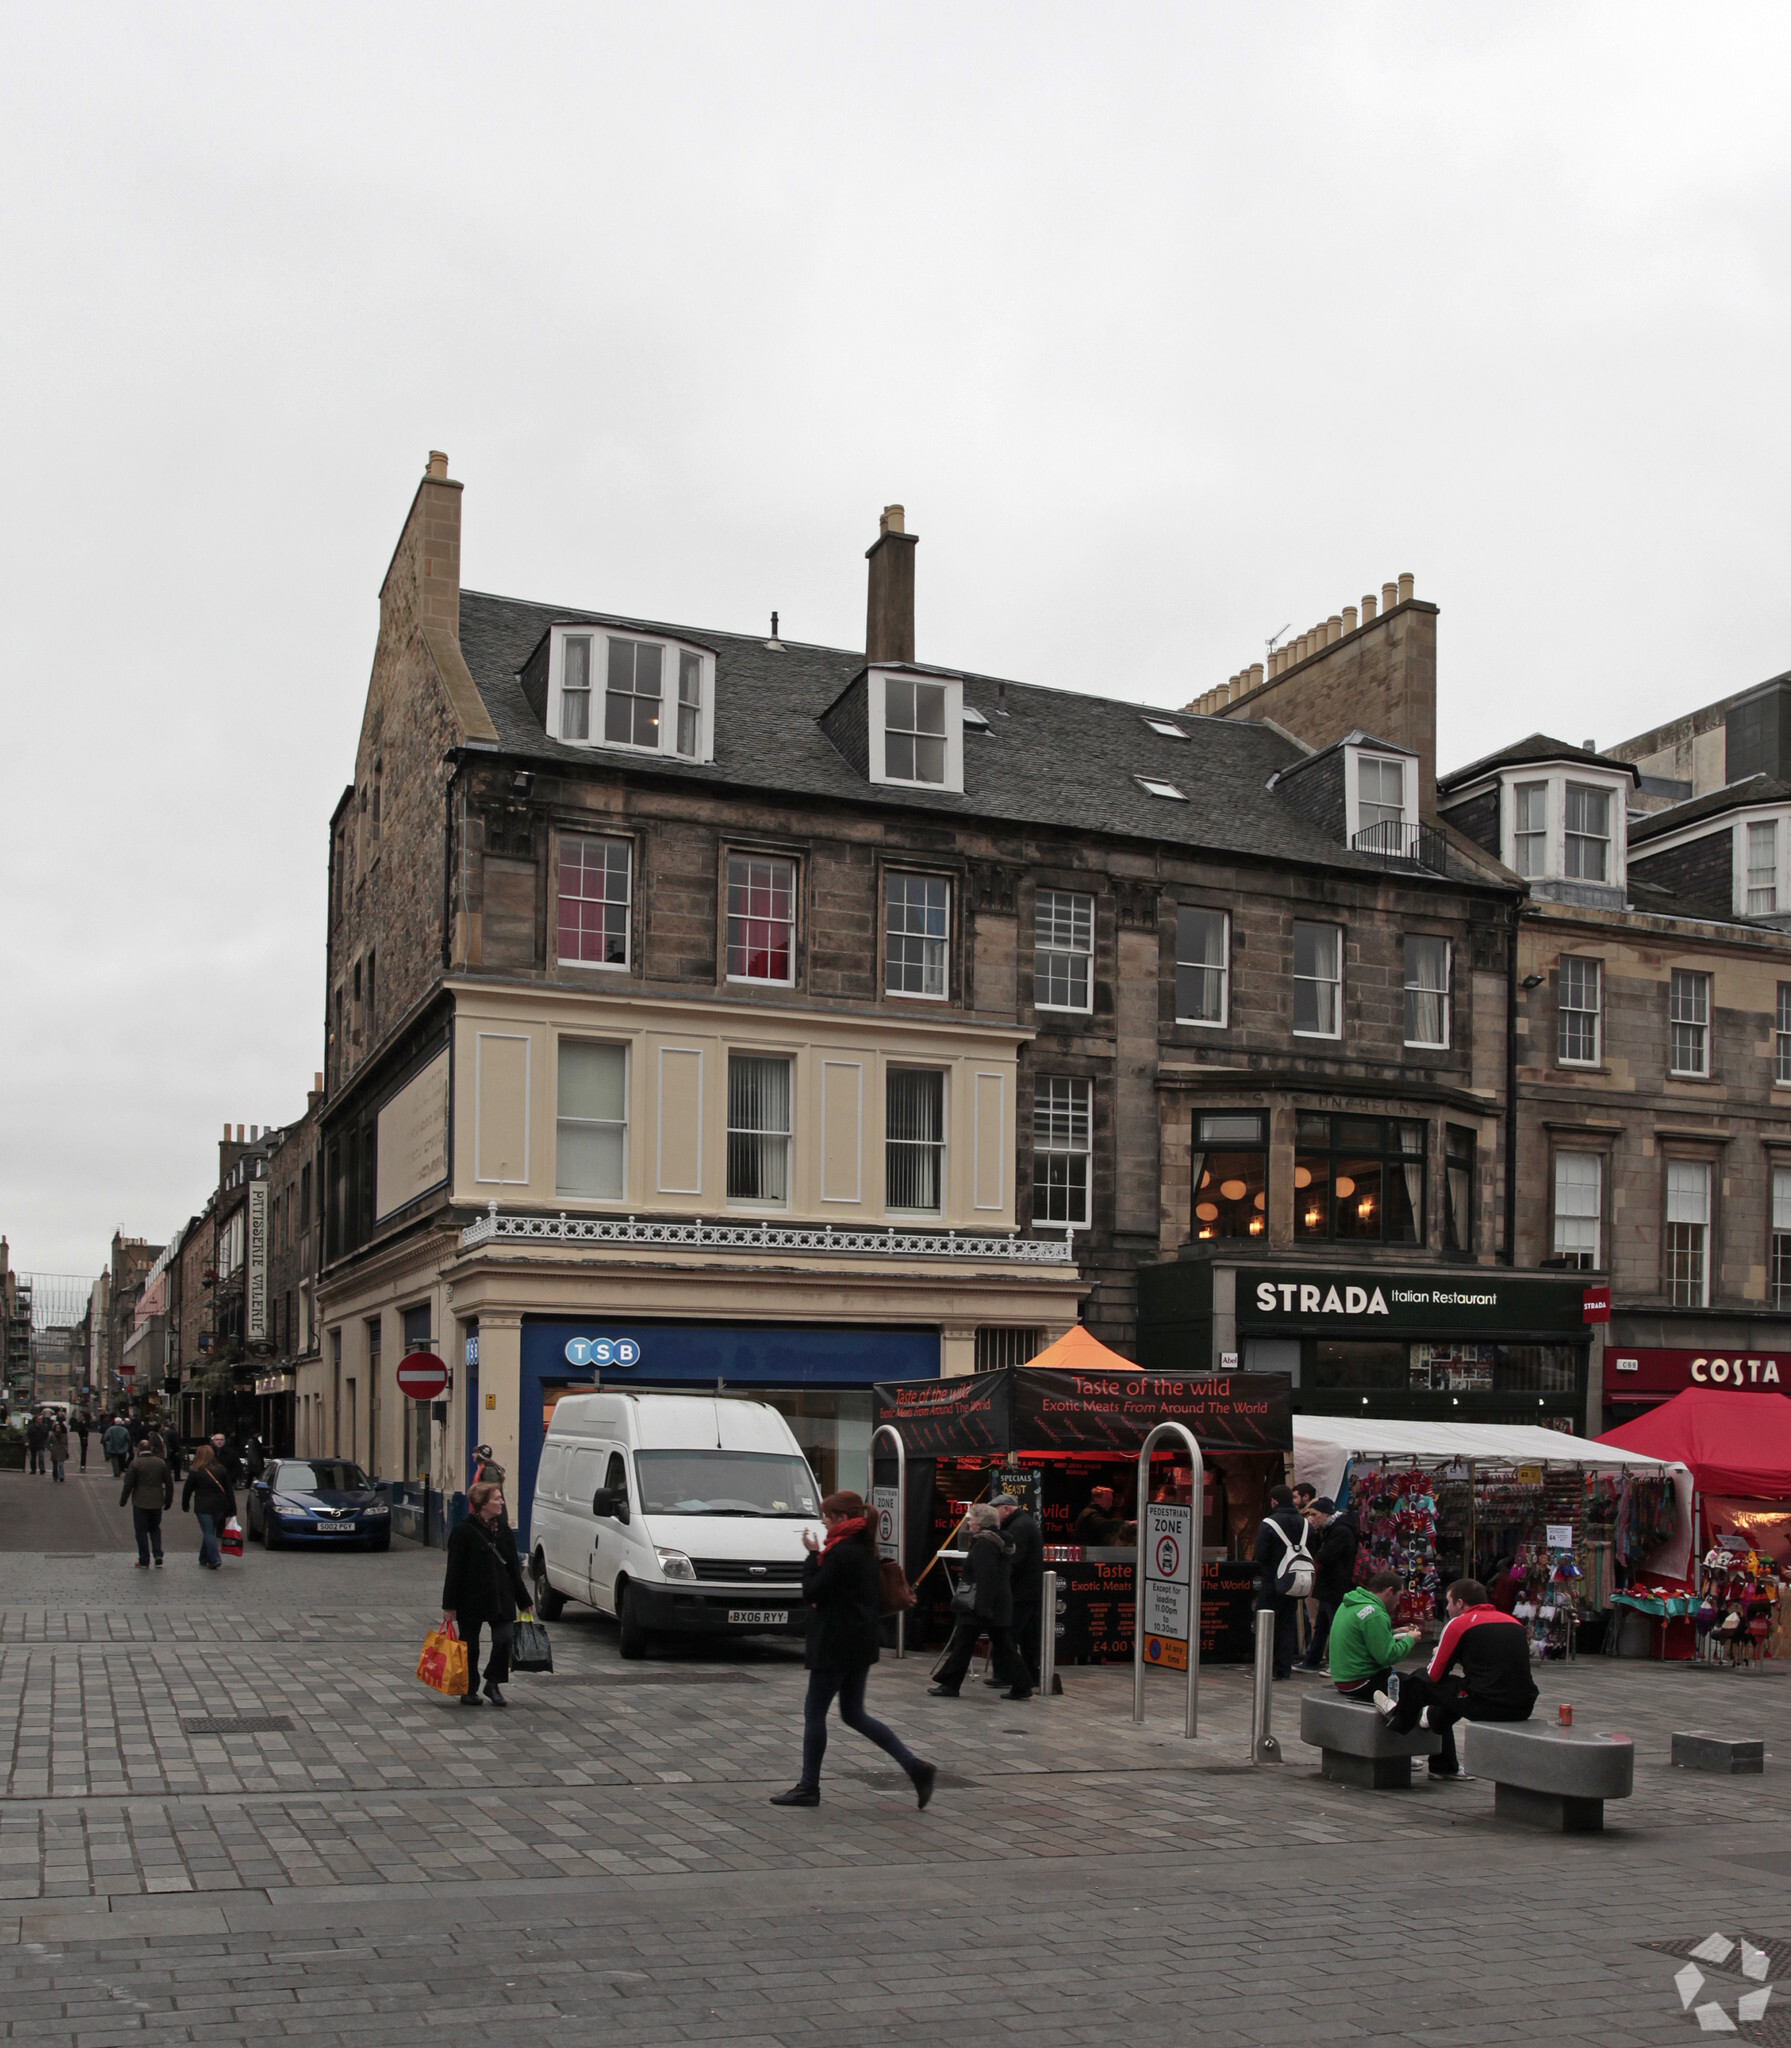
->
[[1463, 1721, 1635, 1832], [1672, 1730, 1765, 1775], [1299, 1691, 1441, 1788]]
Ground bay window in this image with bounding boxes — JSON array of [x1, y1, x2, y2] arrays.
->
[[1296, 1115, 1425, 1244], [1190, 1112, 1268, 1241], [1564, 783, 1611, 881]]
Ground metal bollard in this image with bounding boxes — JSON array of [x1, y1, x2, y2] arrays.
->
[[1251, 1608, 1282, 1764], [1039, 1569, 1058, 1699]]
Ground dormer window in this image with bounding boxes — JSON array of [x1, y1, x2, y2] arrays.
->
[[866, 667, 965, 792], [547, 626, 715, 764], [1514, 783, 1548, 876], [1495, 763, 1629, 897], [1564, 784, 1610, 881], [1358, 757, 1406, 833]]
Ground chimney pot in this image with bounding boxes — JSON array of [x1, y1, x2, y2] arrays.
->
[[314, 1071, 323, 1092], [1582, 738, 1597, 753], [426, 450, 448, 479], [1249, 661, 1264, 690], [1361, 592, 1377, 622], [1382, 582, 1398, 613], [864, 505, 918, 664], [236, 1125, 244, 1143], [1343, 605, 1358, 634], [222, 1122, 230, 1141], [1328, 614, 1343, 644], [1397, 571, 1414, 603]]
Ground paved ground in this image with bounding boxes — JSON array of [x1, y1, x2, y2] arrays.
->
[[1, 1467, 1788, 2044]]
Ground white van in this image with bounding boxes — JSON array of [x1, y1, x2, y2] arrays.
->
[[527, 1392, 824, 1658]]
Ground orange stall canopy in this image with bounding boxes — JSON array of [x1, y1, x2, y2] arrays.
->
[[1024, 1326, 1143, 1373]]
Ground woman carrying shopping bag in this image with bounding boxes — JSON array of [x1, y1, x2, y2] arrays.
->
[[769, 1489, 936, 1811], [181, 1444, 237, 1570], [442, 1482, 531, 1708]]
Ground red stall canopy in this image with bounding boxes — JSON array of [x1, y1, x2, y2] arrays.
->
[[1599, 1388, 1791, 1497]]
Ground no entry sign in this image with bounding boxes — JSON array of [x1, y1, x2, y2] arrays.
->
[[396, 1351, 449, 1402]]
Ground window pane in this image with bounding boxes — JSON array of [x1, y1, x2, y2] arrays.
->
[[1198, 1113, 1264, 1144], [1670, 970, 1709, 1073], [562, 636, 591, 739], [559, 1040, 626, 1122], [1293, 922, 1340, 1034], [1774, 1166, 1791, 1232], [727, 856, 796, 981], [1359, 756, 1404, 829], [1033, 1077, 1091, 1225], [886, 874, 949, 996], [1192, 1143, 1267, 1240], [1445, 1126, 1474, 1253], [1175, 908, 1227, 1023], [1559, 956, 1600, 1063], [605, 638, 663, 747], [1666, 1159, 1710, 1224], [1779, 984, 1791, 1084], [914, 682, 947, 735], [557, 836, 631, 967], [556, 1041, 626, 1199], [886, 1070, 944, 1210], [677, 650, 702, 757], [727, 1055, 791, 1202], [1035, 890, 1094, 1009], [1514, 782, 1548, 876], [1404, 936, 1449, 1046]]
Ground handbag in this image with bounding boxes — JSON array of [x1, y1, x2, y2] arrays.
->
[[417, 1623, 470, 1696], [511, 1614, 554, 1673], [219, 1516, 244, 1558], [877, 1559, 917, 1615], [949, 1581, 978, 1618]]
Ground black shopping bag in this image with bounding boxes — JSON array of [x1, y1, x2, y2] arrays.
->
[[511, 1616, 554, 1673]]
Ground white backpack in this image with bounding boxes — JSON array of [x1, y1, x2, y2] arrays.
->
[[1264, 1516, 1315, 1599]]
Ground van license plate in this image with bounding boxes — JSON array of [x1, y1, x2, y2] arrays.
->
[[728, 1608, 785, 1625]]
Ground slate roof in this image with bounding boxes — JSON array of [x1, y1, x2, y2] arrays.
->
[[455, 590, 1493, 880], [1628, 773, 1791, 845], [1438, 732, 1641, 792]]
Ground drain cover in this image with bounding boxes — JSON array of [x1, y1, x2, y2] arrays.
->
[[180, 1715, 294, 1735]]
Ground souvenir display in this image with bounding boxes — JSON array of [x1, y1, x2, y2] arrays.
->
[[1694, 1538, 1785, 1667], [1352, 1463, 1440, 1630]]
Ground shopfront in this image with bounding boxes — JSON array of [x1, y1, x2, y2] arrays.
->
[[1602, 1330, 1791, 1425], [498, 1318, 942, 1550], [1137, 1254, 1602, 1431]]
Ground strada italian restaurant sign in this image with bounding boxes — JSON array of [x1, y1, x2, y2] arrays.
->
[[1604, 1347, 1785, 1397], [1238, 1267, 1588, 1336]]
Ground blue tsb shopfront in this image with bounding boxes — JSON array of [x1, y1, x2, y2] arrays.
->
[[490, 1320, 942, 1547]]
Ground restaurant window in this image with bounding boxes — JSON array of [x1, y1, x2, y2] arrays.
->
[[561, 633, 592, 740], [1552, 1152, 1601, 1271], [556, 1041, 627, 1199], [886, 874, 949, 999], [886, 1068, 945, 1212], [1563, 782, 1610, 881], [1292, 922, 1342, 1038], [1670, 968, 1710, 1077], [1513, 781, 1548, 877], [1558, 957, 1601, 1066], [1666, 1159, 1711, 1307], [558, 835, 631, 969], [1033, 1077, 1092, 1226], [605, 636, 664, 748], [1747, 820, 1778, 915], [727, 855, 796, 984], [1175, 907, 1228, 1025], [1404, 936, 1450, 1048], [1444, 1125, 1475, 1253], [1774, 1167, 1791, 1311], [1035, 890, 1094, 1012], [1295, 1114, 1425, 1245], [1190, 1112, 1268, 1242], [727, 1054, 792, 1205]]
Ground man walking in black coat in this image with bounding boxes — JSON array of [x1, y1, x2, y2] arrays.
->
[[1252, 1484, 1313, 1681], [993, 1492, 1045, 1688], [1297, 1496, 1359, 1673]]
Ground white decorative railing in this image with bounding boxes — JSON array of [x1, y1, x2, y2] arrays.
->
[[458, 1207, 1074, 1264]]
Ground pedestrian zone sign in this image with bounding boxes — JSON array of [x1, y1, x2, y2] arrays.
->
[[1142, 1501, 1192, 1666]]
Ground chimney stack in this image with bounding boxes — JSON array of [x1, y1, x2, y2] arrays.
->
[[864, 504, 918, 665], [426, 450, 449, 478]]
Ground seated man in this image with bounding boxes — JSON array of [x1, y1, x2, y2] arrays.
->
[[1073, 1486, 1122, 1546], [1324, 1570, 1417, 1700], [1377, 1576, 1538, 1779]]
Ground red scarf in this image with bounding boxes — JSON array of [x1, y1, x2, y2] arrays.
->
[[823, 1515, 869, 1552]]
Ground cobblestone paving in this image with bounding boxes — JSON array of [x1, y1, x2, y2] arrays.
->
[[2, 1475, 1789, 2044]]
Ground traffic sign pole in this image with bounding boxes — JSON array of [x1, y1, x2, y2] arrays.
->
[[1132, 1420, 1205, 1739]]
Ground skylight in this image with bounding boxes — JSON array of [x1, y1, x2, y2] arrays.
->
[[1136, 774, 1188, 801], [963, 705, 990, 729], [1142, 716, 1188, 740]]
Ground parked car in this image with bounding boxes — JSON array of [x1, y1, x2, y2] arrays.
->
[[527, 1391, 823, 1657], [246, 1458, 391, 1551]]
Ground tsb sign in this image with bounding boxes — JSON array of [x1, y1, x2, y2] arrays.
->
[[564, 1337, 642, 1369]]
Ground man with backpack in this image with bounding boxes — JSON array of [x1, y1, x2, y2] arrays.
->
[[1297, 1495, 1360, 1673], [1253, 1483, 1313, 1680]]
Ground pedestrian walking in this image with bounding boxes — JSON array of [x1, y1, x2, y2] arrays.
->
[[242, 1434, 266, 1482], [1325, 1571, 1418, 1699], [1296, 1495, 1360, 1673], [207, 1433, 241, 1486], [181, 1445, 237, 1570], [470, 1444, 505, 1487], [992, 1492, 1045, 1689], [119, 1438, 174, 1567], [47, 1415, 69, 1483], [1376, 1577, 1538, 1780], [101, 1417, 132, 1477], [928, 1502, 1033, 1700], [25, 1412, 48, 1476], [441, 1481, 530, 1707], [74, 1409, 92, 1469], [770, 1489, 936, 1809], [1252, 1483, 1313, 1681]]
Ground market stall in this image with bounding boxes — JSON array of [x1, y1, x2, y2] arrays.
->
[[1294, 1415, 1688, 1656], [873, 1352, 1291, 1665], [1600, 1389, 1791, 1664]]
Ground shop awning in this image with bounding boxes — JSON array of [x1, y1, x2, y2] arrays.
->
[[1599, 1388, 1791, 1498], [1024, 1325, 1143, 1373], [876, 1367, 1290, 1457]]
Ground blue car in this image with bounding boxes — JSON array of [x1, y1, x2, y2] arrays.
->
[[247, 1458, 392, 1551]]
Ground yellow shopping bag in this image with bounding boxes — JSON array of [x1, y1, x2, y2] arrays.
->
[[417, 1624, 469, 1696]]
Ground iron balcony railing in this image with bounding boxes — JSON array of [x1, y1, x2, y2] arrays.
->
[[458, 1207, 1075, 1264], [1350, 819, 1449, 872]]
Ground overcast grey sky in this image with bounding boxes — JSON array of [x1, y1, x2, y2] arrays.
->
[[3, 3, 1787, 1277]]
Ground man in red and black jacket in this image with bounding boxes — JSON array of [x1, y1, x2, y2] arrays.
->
[[1376, 1577, 1537, 1778]]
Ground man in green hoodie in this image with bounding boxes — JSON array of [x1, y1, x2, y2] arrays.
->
[[1325, 1571, 1419, 1700]]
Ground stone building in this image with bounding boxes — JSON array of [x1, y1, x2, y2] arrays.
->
[[1439, 714, 1791, 1428], [308, 457, 1536, 1551]]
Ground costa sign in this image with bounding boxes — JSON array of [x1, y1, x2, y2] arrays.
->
[[1604, 1346, 1783, 1396]]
